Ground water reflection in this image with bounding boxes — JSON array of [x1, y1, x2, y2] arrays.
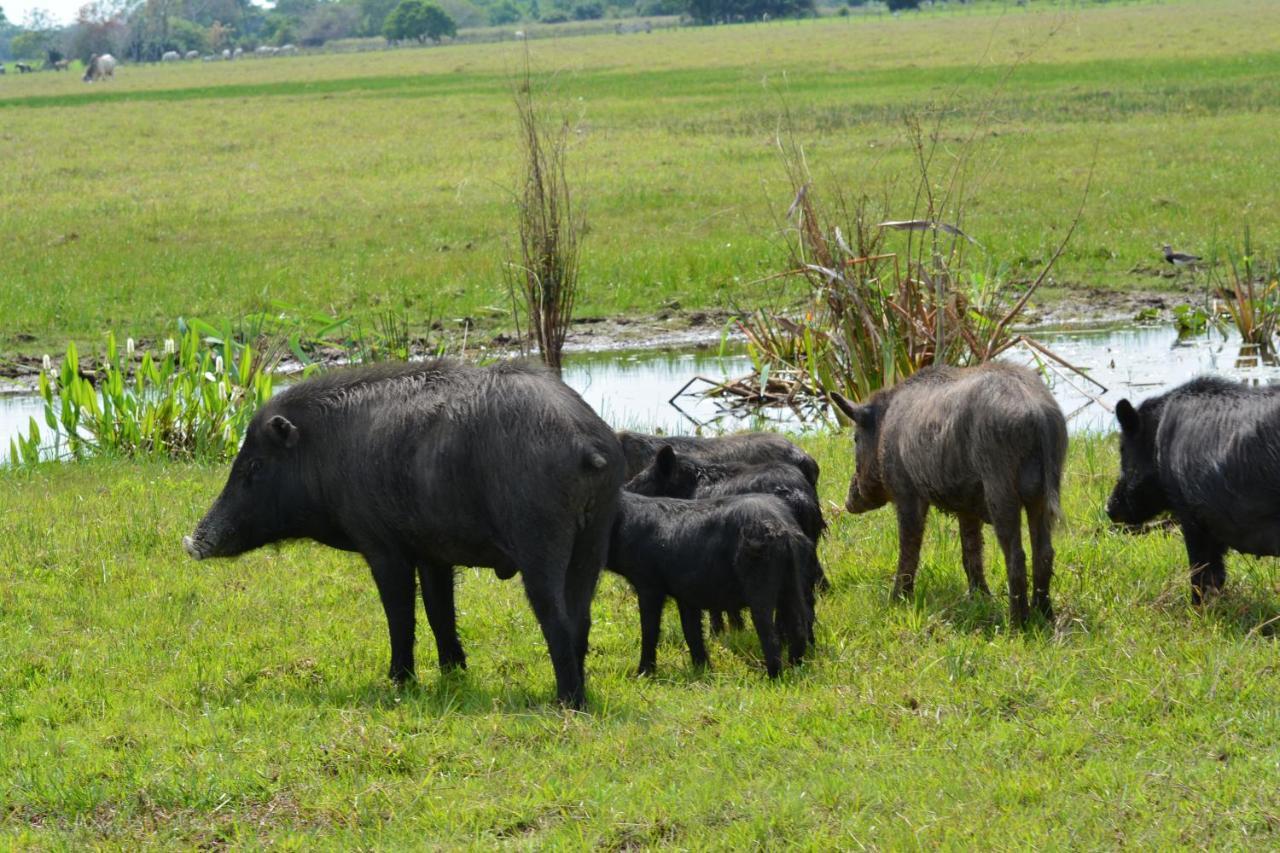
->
[[7, 324, 1280, 463]]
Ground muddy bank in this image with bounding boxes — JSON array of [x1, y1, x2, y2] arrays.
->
[[0, 283, 1201, 394]]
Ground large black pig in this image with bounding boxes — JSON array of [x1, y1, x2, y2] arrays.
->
[[617, 430, 819, 487], [183, 360, 624, 708], [1107, 376, 1280, 603], [831, 363, 1067, 626]]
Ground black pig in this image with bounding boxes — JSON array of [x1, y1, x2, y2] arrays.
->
[[625, 445, 828, 634], [608, 491, 814, 678], [831, 363, 1067, 626], [617, 430, 819, 487], [183, 360, 624, 708], [1107, 377, 1280, 602]]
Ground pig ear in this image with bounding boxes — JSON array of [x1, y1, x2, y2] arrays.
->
[[1115, 399, 1140, 436], [830, 392, 874, 429], [268, 415, 300, 448], [655, 445, 675, 477]]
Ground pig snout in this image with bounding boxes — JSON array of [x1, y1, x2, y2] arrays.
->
[[182, 534, 206, 560]]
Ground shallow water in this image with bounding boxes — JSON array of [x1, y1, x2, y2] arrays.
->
[[5, 323, 1280, 462]]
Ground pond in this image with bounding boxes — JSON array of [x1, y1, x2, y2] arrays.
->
[[3, 323, 1280, 462]]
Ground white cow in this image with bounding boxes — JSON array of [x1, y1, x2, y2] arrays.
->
[[185, 50, 199, 60], [162, 50, 181, 62], [82, 53, 117, 82], [278, 43, 297, 55]]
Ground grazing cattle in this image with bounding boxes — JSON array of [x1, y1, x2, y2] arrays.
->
[[278, 44, 297, 55], [52, 59, 69, 71], [222, 48, 233, 60], [82, 54, 116, 82], [233, 47, 244, 58], [1107, 377, 1280, 603], [832, 363, 1067, 626], [0, 63, 6, 75], [185, 50, 199, 60], [608, 491, 814, 678], [162, 50, 181, 62], [255, 45, 279, 56], [183, 360, 625, 708], [16, 62, 34, 74], [617, 430, 819, 487]]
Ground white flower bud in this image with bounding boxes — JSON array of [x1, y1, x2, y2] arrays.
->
[[126, 337, 135, 357], [42, 354, 52, 372], [164, 338, 176, 355], [215, 356, 224, 374]]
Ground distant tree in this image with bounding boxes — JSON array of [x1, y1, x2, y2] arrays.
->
[[572, 0, 601, 18], [69, 0, 128, 62], [10, 30, 50, 59], [298, 2, 359, 45], [359, 0, 397, 36], [261, 12, 296, 44], [488, 0, 521, 25], [383, 0, 454, 42], [885, 0, 919, 8], [437, 0, 484, 29], [685, 0, 813, 24]]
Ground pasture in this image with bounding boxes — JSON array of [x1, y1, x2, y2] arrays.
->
[[1, 0, 1279, 354], [2, 436, 1279, 845]]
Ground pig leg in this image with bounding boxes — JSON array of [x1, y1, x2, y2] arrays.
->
[[748, 601, 783, 678], [892, 498, 928, 599], [709, 610, 727, 635], [520, 554, 584, 708], [728, 610, 745, 630], [636, 588, 665, 676], [988, 497, 1029, 628], [1027, 502, 1055, 620], [957, 512, 989, 595], [676, 603, 710, 670], [566, 520, 610, 686], [366, 553, 417, 683], [1181, 519, 1227, 604], [417, 562, 466, 672]]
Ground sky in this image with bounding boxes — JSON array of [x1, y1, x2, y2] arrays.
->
[[5, 0, 269, 28], [6, 0, 94, 27]]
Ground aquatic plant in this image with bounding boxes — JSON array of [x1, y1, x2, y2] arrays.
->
[[1211, 229, 1280, 350], [11, 331, 273, 465]]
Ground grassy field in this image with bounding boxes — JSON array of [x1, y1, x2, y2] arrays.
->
[[1, 0, 1279, 356], [2, 435, 1279, 846]]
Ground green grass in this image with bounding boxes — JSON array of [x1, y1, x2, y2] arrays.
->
[[2, 0, 1280, 355], [2, 434, 1279, 846]]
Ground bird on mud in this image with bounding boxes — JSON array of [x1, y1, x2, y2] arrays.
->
[[1162, 244, 1202, 269]]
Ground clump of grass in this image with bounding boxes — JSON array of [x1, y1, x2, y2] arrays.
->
[[505, 55, 583, 375], [729, 117, 1087, 411], [1212, 228, 1280, 351]]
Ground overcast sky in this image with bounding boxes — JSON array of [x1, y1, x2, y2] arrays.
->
[[6, 0, 268, 28], [7, 0, 91, 27]]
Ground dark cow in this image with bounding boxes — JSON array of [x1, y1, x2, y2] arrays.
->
[[184, 360, 624, 708], [625, 444, 828, 635], [16, 62, 34, 74], [832, 363, 1067, 626], [617, 430, 819, 487], [608, 491, 814, 678], [1107, 377, 1280, 603]]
